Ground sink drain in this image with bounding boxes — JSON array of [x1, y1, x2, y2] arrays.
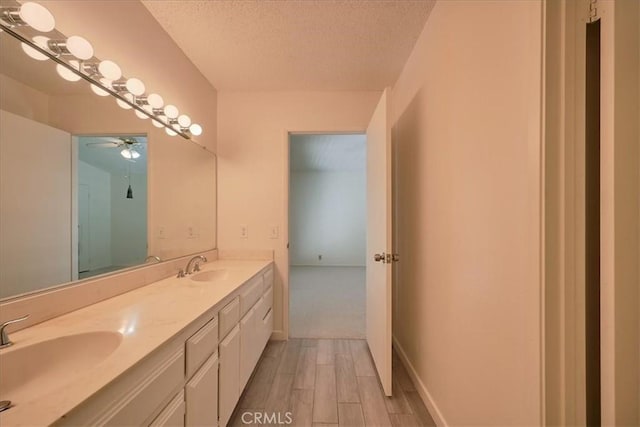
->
[[0, 400, 12, 412]]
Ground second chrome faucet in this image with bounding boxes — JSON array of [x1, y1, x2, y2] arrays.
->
[[177, 255, 208, 278]]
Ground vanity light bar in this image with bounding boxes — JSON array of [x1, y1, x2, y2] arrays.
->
[[0, 1, 203, 140]]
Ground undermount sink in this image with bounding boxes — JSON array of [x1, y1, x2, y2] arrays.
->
[[0, 331, 122, 404], [190, 269, 228, 282]]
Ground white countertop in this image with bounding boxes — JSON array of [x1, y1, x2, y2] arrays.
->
[[0, 259, 272, 426]]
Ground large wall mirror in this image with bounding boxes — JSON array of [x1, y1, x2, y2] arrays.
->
[[0, 19, 217, 299]]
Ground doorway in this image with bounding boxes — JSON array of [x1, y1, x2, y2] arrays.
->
[[288, 133, 367, 339], [76, 134, 148, 279]]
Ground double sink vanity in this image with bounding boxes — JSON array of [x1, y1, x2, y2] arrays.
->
[[0, 257, 274, 426]]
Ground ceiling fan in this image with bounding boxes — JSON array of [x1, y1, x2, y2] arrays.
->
[[85, 136, 145, 161]]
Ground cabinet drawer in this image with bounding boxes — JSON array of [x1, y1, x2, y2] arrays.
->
[[260, 308, 273, 349], [240, 275, 263, 316], [185, 352, 218, 427], [186, 316, 218, 378], [102, 347, 184, 426], [263, 267, 274, 292], [219, 325, 241, 427], [263, 285, 273, 313], [149, 390, 185, 427], [255, 295, 268, 324], [219, 296, 239, 338]]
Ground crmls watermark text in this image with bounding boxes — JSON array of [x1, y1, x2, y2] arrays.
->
[[241, 411, 293, 425]]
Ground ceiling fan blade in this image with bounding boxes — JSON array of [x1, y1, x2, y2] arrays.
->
[[86, 142, 120, 148]]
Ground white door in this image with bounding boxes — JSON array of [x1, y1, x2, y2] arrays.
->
[[366, 88, 393, 396], [78, 184, 90, 273]]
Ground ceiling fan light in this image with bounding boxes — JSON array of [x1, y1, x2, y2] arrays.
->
[[120, 148, 132, 159], [189, 123, 203, 136], [131, 149, 141, 159], [126, 78, 145, 96], [66, 35, 93, 60], [164, 104, 179, 119], [98, 60, 121, 80], [19, 2, 55, 32], [56, 60, 81, 82]]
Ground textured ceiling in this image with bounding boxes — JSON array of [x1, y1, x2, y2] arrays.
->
[[290, 134, 365, 172], [142, 0, 435, 91]]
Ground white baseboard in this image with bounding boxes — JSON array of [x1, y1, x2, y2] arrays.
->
[[392, 336, 448, 426]]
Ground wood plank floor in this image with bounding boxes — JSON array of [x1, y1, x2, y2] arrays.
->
[[229, 339, 436, 427]]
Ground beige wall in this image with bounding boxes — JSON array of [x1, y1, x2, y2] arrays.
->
[[217, 91, 380, 337], [390, 1, 543, 425], [0, 74, 50, 124]]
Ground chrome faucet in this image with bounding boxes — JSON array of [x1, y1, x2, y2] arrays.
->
[[184, 255, 208, 275], [0, 315, 29, 349]]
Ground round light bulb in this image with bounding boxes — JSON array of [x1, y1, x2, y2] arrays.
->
[[134, 109, 149, 120], [164, 104, 179, 119], [56, 60, 81, 82], [147, 93, 164, 109], [66, 35, 93, 60], [21, 36, 51, 60], [126, 78, 145, 96], [90, 78, 111, 96], [189, 123, 203, 136], [116, 93, 134, 110], [165, 127, 178, 136], [151, 118, 165, 128], [21, 42, 47, 61], [98, 60, 121, 80], [177, 114, 191, 128], [19, 2, 55, 32]]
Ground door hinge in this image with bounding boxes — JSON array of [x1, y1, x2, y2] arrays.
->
[[588, 0, 599, 22]]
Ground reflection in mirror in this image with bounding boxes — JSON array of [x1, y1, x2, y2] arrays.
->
[[77, 135, 148, 279], [0, 19, 216, 300]]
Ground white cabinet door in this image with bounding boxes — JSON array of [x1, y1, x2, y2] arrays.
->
[[219, 325, 240, 427], [150, 391, 185, 427], [185, 352, 218, 427], [240, 306, 257, 390]]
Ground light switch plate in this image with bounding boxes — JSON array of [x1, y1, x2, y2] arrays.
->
[[240, 224, 248, 239], [269, 225, 279, 239]]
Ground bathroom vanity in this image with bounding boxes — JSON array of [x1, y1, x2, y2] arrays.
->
[[0, 259, 274, 427]]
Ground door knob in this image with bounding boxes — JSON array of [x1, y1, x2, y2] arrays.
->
[[374, 253, 386, 263]]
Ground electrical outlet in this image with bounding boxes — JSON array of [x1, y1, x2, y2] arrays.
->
[[240, 224, 248, 239], [158, 227, 166, 239], [318, 254, 322, 261], [187, 226, 198, 239], [270, 225, 279, 239]]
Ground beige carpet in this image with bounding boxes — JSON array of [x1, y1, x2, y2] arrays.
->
[[289, 266, 365, 339]]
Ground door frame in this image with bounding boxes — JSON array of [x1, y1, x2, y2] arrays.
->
[[281, 129, 366, 341], [543, 0, 588, 424]]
